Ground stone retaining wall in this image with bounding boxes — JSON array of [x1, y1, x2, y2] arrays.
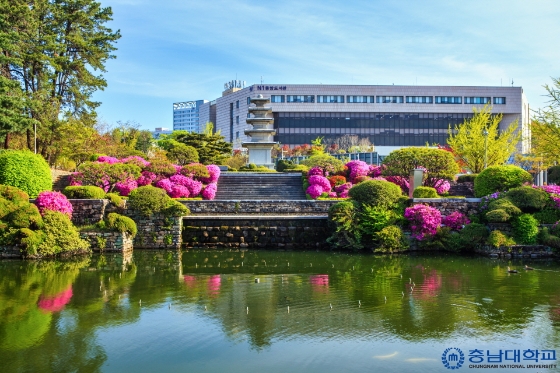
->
[[70, 199, 110, 226], [80, 231, 134, 253], [183, 217, 330, 250], [412, 198, 481, 216], [181, 200, 338, 215]]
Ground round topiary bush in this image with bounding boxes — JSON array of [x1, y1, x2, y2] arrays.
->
[[5, 203, 43, 229], [413, 186, 438, 198], [474, 165, 533, 197], [106, 213, 137, 237], [63, 186, 107, 199], [374, 225, 409, 253], [505, 186, 549, 213], [348, 180, 403, 209], [485, 209, 510, 223], [128, 185, 170, 216], [512, 213, 539, 244], [0, 185, 29, 205], [486, 198, 522, 216], [0, 150, 52, 198]]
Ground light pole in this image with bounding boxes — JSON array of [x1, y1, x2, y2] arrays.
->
[[483, 128, 488, 169]]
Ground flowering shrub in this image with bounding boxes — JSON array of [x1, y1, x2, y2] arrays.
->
[[307, 167, 324, 177], [137, 171, 157, 186], [404, 204, 441, 240], [328, 192, 338, 198], [201, 165, 221, 184], [202, 183, 217, 200], [181, 163, 210, 179], [368, 165, 382, 178], [335, 182, 352, 198], [97, 156, 120, 164], [442, 211, 470, 231], [155, 178, 174, 194], [121, 156, 150, 168], [479, 191, 504, 211], [114, 179, 138, 196], [306, 184, 324, 199], [346, 160, 370, 183], [385, 175, 410, 193], [35, 191, 73, 219], [328, 175, 347, 188], [536, 185, 560, 195], [308, 175, 331, 192], [169, 184, 190, 198], [353, 176, 371, 184], [433, 179, 451, 194]]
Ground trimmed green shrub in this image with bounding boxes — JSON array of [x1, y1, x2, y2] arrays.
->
[[348, 180, 402, 209], [0, 150, 52, 198], [360, 205, 397, 233], [63, 186, 106, 199], [327, 200, 362, 250], [300, 154, 345, 174], [456, 223, 489, 251], [485, 209, 511, 223], [374, 225, 409, 253], [413, 186, 438, 198], [25, 210, 90, 257], [512, 214, 539, 244], [248, 163, 257, 170], [288, 165, 309, 173], [548, 165, 560, 185], [0, 185, 29, 205], [181, 163, 210, 179], [106, 213, 137, 237], [5, 203, 43, 229], [163, 200, 191, 217], [457, 174, 478, 183], [539, 227, 560, 250], [487, 230, 516, 248], [276, 159, 294, 172], [418, 226, 459, 252], [474, 165, 533, 197], [382, 147, 459, 187], [104, 192, 125, 208], [145, 161, 176, 177], [128, 186, 170, 216], [505, 187, 549, 213], [533, 208, 560, 224], [487, 198, 521, 216], [0, 197, 18, 219]]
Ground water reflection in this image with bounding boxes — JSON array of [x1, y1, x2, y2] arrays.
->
[[0, 250, 559, 372]]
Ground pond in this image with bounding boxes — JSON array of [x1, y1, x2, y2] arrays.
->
[[1, 250, 560, 373]]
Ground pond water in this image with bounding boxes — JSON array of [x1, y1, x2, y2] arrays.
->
[[1, 250, 560, 373]]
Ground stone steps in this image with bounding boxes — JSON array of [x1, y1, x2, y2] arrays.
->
[[215, 173, 306, 200]]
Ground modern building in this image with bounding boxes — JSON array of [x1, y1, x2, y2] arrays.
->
[[172, 100, 208, 132], [152, 127, 173, 139], [198, 83, 530, 156]]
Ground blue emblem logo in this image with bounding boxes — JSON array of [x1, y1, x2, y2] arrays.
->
[[442, 347, 465, 370]]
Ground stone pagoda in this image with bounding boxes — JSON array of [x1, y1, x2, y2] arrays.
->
[[242, 94, 276, 169]]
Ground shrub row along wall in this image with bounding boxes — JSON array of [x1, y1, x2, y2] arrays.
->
[[181, 200, 339, 215], [183, 217, 331, 250]]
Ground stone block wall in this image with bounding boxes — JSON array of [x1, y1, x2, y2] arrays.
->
[[181, 200, 337, 215], [412, 198, 481, 216], [183, 217, 330, 250], [80, 231, 134, 252], [70, 199, 109, 225], [128, 213, 183, 249]]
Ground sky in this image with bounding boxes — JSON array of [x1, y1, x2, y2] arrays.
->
[[92, 0, 560, 131]]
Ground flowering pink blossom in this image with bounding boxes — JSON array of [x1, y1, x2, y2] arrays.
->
[[137, 171, 157, 186], [328, 192, 338, 198], [386, 176, 410, 193], [169, 184, 190, 198], [334, 182, 352, 198], [172, 164, 182, 174], [121, 156, 150, 168], [201, 165, 221, 184], [307, 167, 324, 177], [155, 178, 174, 194], [202, 183, 217, 200], [433, 179, 451, 194], [306, 184, 324, 199], [38, 286, 73, 313], [346, 160, 370, 182], [404, 204, 441, 240], [535, 185, 560, 195], [184, 178, 203, 197], [308, 175, 331, 192], [97, 156, 120, 164], [368, 165, 382, 178], [69, 172, 83, 186], [442, 211, 470, 231], [34, 191, 73, 219], [115, 179, 138, 196]]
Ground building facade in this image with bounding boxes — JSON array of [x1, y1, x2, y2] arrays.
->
[[172, 100, 208, 132], [203, 84, 529, 156]]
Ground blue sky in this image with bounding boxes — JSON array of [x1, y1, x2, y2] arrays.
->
[[93, 0, 560, 131]]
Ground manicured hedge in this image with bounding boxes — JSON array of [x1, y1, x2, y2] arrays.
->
[[413, 186, 438, 198], [0, 150, 51, 198], [474, 165, 532, 197], [348, 180, 403, 209], [63, 186, 107, 199]]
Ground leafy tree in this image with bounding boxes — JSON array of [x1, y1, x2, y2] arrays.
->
[[169, 125, 232, 165], [446, 104, 520, 173], [532, 77, 560, 163], [0, 0, 120, 161], [381, 147, 459, 186], [0, 76, 36, 148], [165, 141, 199, 165]]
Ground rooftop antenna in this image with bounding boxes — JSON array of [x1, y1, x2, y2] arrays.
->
[[261, 76, 263, 84], [511, 79, 514, 87]]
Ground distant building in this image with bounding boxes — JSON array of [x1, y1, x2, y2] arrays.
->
[[152, 127, 172, 139], [173, 100, 208, 132], [202, 83, 530, 156]]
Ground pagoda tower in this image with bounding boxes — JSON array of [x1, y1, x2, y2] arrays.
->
[[242, 94, 276, 169]]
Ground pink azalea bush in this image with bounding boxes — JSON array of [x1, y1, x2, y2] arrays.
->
[[201, 165, 221, 184], [307, 167, 324, 177], [442, 211, 470, 231], [308, 175, 331, 192], [335, 182, 352, 198], [121, 156, 150, 168], [137, 171, 157, 186], [35, 191, 73, 219], [404, 204, 442, 240], [433, 179, 451, 194], [368, 165, 382, 178], [97, 156, 120, 164], [202, 183, 217, 200], [306, 184, 324, 199], [346, 160, 370, 183], [114, 179, 138, 196], [169, 184, 190, 198]]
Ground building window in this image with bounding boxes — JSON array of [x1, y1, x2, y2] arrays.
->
[[347, 96, 374, 103], [318, 95, 345, 103], [376, 96, 404, 103], [493, 97, 506, 104], [236, 100, 239, 109], [236, 131, 239, 139], [465, 97, 490, 104], [435, 96, 462, 104], [236, 116, 239, 124], [247, 97, 251, 105], [271, 95, 285, 103], [247, 113, 250, 118], [406, 96, 433, 104], [287, 95, 315, 103]]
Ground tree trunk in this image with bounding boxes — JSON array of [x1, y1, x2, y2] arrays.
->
[[3, 133, 8, 149], [27, 129, 32, 151]]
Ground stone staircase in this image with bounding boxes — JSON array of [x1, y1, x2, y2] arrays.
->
[[51, 170, 72, 191], [214, 173, 307, 200]]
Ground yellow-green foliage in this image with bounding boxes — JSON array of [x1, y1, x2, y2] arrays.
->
[[0, 151, 52, 197], [5, 204, 43, 229], [105, 192, 125, 208], [374, 225, 409, 253], [487, 230, 516, 248], [348, 180, 402, 209], [106, 213, 137, 237], [413, 186, 438, 198], [63, 185, 106, 199], [485, 209, 510, 223]]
